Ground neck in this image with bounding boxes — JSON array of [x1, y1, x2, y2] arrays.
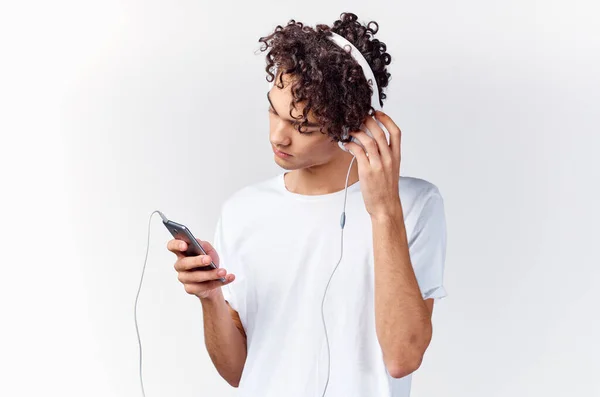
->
[[284, 152, 359, 195]]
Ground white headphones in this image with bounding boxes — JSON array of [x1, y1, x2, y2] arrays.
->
[[268, 31, 390, 154]]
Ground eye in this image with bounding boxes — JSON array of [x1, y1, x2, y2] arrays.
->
[[294, 124, 314, 135]]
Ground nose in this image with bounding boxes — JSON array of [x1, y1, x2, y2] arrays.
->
[[269, 118, 291, 147]]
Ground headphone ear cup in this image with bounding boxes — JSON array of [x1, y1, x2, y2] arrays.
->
[[359, 122, 373, 141], [338, 126, 350, 152], [338, 126, 370, 153]]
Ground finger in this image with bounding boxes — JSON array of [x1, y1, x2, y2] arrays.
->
[[196, 239, 220, 266], [343, 141, 369, 170], [375, 111, 401, 161], [167, 239, 187, 257], [178, 267, 231, 284], [364, 114, 392, 165], [349, 130, 382, 168], [175, 254, 216, 271], [182, 274, 236, 295]]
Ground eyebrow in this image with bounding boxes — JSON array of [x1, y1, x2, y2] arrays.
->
[[267, 91, 321, 128]]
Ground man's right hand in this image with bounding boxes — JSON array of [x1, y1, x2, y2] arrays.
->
[[167, 238, 235, 300]]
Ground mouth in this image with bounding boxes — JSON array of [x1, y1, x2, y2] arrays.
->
[[272, 146, 292, 158]]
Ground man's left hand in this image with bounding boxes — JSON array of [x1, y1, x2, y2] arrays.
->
[[343, 110, 402, 219]]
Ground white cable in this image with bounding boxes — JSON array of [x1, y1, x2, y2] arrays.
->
[[319, 156, 356, 397], [134, 210, 160, 397]]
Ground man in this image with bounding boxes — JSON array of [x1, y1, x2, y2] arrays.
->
[[168, 12, 447, 397]]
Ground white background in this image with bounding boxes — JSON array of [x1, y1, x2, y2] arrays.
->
[[1, 1, 599, 396]]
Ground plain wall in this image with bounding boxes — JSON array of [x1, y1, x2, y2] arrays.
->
[[1, 1, 599, 396]]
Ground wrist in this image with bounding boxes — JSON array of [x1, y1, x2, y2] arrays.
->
[[370, 200, 404, 223], [198, 288, 224, 306]]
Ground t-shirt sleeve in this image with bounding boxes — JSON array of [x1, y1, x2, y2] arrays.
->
[[408, 188, 448, 300], [212, 212, 246, 319]]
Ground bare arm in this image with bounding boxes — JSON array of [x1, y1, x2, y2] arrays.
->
[[372, 204, 433, 379], [168, 238, 247, 387], [199, 290, 247, 387], [344, 111, 438, 378]]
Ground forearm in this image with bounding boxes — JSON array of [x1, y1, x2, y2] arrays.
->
[[371, 201, 432, 378], [200, 290, 247, 387]]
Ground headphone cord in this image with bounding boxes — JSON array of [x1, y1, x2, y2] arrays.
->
[[134, 210, 161, 397], [319, 156, 356, 397]]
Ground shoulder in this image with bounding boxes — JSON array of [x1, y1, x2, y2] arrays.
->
[[398, 175, 445, 229], [398, 176, 447, 243], [399, 175, 443, 209]]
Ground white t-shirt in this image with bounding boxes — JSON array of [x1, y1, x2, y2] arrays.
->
[[213, 171, 447, 397]]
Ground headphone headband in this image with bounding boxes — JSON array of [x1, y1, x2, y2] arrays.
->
[[326, 31, 381, 110], [267, 31, 381, 111]]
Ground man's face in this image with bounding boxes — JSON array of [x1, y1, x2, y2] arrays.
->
[[267, 73, 342, 170]]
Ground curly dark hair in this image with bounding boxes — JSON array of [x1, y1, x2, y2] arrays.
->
[[258, 12, 392, 143]]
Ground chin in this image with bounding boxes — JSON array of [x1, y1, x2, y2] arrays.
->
[[275, 156, 303, 170], [276, 163, 297, 171]]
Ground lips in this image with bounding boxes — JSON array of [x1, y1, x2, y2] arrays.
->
[[272, 146, 292, 157]]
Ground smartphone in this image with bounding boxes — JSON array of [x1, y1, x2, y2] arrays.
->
[[162, 218, 226, 283]]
